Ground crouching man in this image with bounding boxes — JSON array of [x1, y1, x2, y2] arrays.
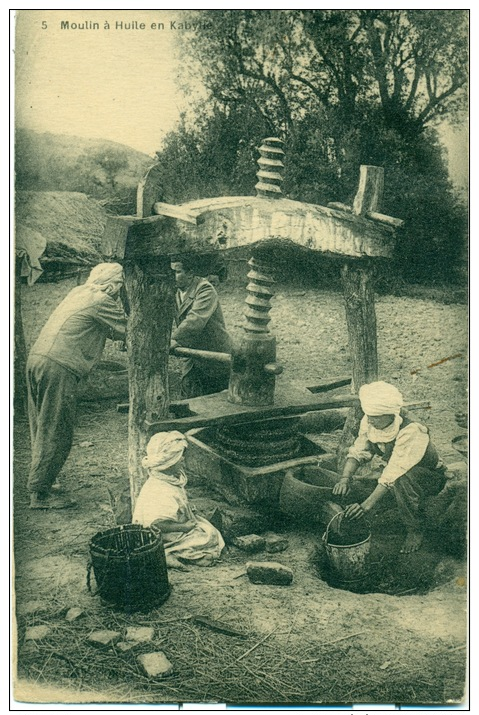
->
[[333, 381, 447, 554]]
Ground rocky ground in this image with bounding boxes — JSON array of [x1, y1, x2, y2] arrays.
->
[[13, 277, 468, 707]]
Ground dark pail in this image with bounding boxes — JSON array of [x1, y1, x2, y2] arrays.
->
[[322, 513, 371, 587], [88, 524, 170, 612]]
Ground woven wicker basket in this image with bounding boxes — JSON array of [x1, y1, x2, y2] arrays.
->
[[88, 524, 170, 612]]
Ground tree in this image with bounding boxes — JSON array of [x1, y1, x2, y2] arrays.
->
[[181, 10, 467, 142], [156, 10, 467, 283]]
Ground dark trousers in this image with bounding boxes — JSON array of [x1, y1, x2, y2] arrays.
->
[[391, 465, 447, 530], [180, 362, 230, 399], [27, 355, 78, 494]]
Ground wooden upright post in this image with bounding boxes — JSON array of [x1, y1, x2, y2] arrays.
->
[[337, 165, 383, 469], [14, 257, 28, 416], [124, 257, 176, 505]]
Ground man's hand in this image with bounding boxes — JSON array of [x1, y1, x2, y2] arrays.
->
[[344, 502, 366, 521], [170, 339, 179, 353], [332, 477, 351, 497]]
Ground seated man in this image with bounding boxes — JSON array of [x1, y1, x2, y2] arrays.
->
[[333, 381, 447, 554], [170, 256, 233, 398], [133, 431, 225, 569]]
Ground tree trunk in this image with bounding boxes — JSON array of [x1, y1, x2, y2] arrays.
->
[[14, 260, 28, 416], [337, 260, 379, 470], [124, 257, 175, 507]]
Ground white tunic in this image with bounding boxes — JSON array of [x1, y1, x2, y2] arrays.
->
[[133, 471, 224, 561]]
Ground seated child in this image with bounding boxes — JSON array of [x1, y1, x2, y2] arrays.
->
[[133, 431, 225, 569]]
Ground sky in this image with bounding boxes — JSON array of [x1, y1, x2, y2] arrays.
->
[[15, 10, 187, 157], [14, 9, 468, 190]]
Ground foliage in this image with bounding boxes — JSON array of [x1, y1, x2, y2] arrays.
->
[[153, 9, 467, 283]]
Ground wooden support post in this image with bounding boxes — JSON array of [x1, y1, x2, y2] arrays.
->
[[14, 258, 28, 416], [352, 165, 384, 216], [337, 164, 384, 470], [124, 257, 176, 506], [337, 260, 379, 470]]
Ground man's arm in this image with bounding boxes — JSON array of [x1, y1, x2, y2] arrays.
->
[[344, 484, 389, 521], [94, 296, 127, 340]]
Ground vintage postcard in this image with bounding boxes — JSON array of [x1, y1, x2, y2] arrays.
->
[[12, 9, 469, 709]]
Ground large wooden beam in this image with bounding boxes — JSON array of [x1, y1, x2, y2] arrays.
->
[[124, 257, 176, 505]]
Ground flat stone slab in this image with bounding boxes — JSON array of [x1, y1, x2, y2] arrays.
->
[[265, 534, 289, 553], [232, 535, 266, 553], [88, 630, 122, 648], [246, 561, 294, 586], [25, 625, 51, 641], [116, 641, 137, 653], [65, 608, 84, 622], [18, 600, 50, 617], [137, 651, 173, 678], [125, 626, 155, 643]]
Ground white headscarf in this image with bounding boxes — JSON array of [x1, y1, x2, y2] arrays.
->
[[142, 431, 188, 472], [86, 263, 123, 290], [359, 381, 403, 417]]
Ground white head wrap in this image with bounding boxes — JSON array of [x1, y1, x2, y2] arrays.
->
[[142, 431, 188, 472], [359, 381, 403, 417], [86, 263, 123, 289]]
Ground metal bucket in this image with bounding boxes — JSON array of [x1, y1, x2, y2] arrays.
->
[[322, 512, 371, 586], [88, 524, 170, 612]]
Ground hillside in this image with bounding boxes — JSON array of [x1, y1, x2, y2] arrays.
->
[[15, 129, 152, 205], [15, 192, 107, 275]]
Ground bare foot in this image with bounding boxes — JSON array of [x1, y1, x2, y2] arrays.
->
[[166, 555, 189, 571], [193, 555, 216, 567], [400, 530, 424, 554]]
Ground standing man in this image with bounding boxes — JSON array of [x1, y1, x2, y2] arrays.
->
[[27, 263, 127, 509], [170, 256, 232, 398]]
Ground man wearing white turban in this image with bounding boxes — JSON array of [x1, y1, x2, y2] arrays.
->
[[27, 263, 127, 509], [333, 381, 447, 553], [133, 431, 225, 569]]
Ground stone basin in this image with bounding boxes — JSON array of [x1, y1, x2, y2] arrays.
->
[[185, 426, 335, 507]]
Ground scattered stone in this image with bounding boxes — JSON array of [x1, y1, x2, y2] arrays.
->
[[65, 607, 84, 622], [116, 641, 137, 653], [137, 651, 173, 678], [232, 534, 265, 553], [264, 534, 289, 553], [125, 626, 155, 643], [246, 561, 294, 586], [79, 441, 93, 448], [25, 625, 51, 641], [88, 630, 122, 648], [18, 600, 50, 617]]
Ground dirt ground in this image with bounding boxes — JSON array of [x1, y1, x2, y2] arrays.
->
[[13, 277, 468, 706]]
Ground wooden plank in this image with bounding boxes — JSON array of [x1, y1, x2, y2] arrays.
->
[[145, 393, 358, 435], [153, 202, 201, 225], [353, 165, 384, 216], [367, 211, 404, 228], [306, 376, 352, 393], [327, 202, 352, 212], [137, 162, 164, 217]]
